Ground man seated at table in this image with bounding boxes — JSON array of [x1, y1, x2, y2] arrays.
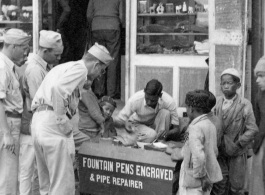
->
[[113, 79, 179, 145]]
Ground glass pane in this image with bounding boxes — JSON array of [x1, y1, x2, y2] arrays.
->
[[0, 0, 33, 51], [137, 0, 209, 55], [41, 0, 56, 31]]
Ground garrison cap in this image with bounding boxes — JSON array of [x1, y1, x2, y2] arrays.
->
[[88, 42, 113, 65]]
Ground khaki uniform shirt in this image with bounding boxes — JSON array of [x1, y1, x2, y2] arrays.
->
[[20, 54, 49, 136], [0, 52, 23, 113], [31, 60, 87, 117]]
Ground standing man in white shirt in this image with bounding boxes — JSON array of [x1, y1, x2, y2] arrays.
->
[[0, 28, 31, 195], [114, 79, 179, 144], [31, 43, 112, 195], [19, 30, 63, 195]]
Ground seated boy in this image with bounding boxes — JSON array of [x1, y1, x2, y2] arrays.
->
[[78, 84, 117, 142], [99, 96, 117, 138]]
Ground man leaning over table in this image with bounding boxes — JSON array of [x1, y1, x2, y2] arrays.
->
[[0, 28, 31, 195], [30, 42, 113, 195], [113, 79, 179, 145], [19, 30, 63, 195]]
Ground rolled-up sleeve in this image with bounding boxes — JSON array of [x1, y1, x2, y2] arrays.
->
[[189, 126, 206, 178], [166, 99, 179, 125], [52, 64, 87, 116], [115, 98, 134, 123], [0, 64, 7, 99]]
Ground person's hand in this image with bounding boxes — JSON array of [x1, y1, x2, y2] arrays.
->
[[3, 133, 15, 153], [125, 121, 134, 132], [253, 133, 265, 154], [201, 176, 212, 192], [57, 115, 73, 137], [137, 132, 146, 141], [99, 129, 105, 137], [165, 146, 173, 154]]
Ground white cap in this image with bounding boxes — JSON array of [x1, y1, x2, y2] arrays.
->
[[3, 28, 31, 45], [88, 42, 113, 65], [39, 30, 63, 52], [221, 68, 241, 82]]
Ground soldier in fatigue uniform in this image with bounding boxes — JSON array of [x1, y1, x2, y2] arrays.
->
[[30, 43, 113, 195], [0, 28, 31, 195], [19, 30, 63, 195]]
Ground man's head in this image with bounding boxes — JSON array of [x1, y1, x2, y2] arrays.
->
[[82, 43, 113, 80], [255, 56, 265, 91], [220, 68, 241, 99], [99, 96, 116, 120], [3, 28, 31, 66], [185, 90, 211, 121], [38, 30, 63, 66], [144, 79, 163, 109]]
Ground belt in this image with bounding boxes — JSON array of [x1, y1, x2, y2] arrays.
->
[[35, 105, 72, 120], [36, 105, 54, 112], [5, 111, 22, 118]]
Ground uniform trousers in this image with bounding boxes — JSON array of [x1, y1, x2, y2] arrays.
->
[[116, 109, 171, 145], [31, 110, 75, 195], [0, 117, 21, 195], [19, 134, 40, 195], [91, 29, 121, 97]]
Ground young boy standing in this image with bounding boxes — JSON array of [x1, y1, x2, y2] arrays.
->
[[177, 90, 222, 195], [249, 56, 265, 195], [211, 68, 258, 195]]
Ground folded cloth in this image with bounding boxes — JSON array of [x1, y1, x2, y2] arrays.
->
[[194, 40, 209, 53]]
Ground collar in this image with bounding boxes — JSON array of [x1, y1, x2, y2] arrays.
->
[[207, 111, 214, 117], [143, 96, 162, 111], [31, 54, 48, 70], [223, 94, 237, 103], [79, 60, 86, 68], [190, 114, 208, 126], [0, 52, 15, 71]]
